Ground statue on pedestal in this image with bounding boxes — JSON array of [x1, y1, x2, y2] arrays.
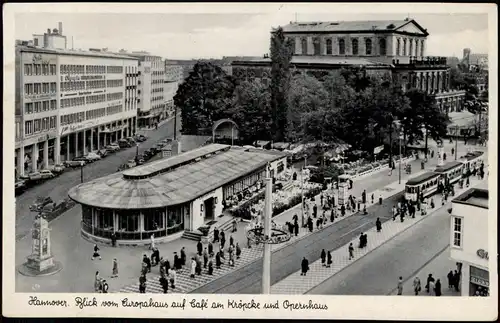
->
[[18, 215, 62, 277]]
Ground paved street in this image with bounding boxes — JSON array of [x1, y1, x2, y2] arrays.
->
[[15, 114, 181, 241]]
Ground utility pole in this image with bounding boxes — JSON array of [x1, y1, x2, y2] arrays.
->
[[455, 125, 458, 160], [173, 105, 177, 141], [80, 162, 84, 183], [399, 133, 402, 185]]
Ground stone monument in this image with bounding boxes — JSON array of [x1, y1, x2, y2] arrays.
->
[[18, 215, 62, 276]]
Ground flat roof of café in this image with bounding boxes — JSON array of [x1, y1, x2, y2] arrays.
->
[[68, 144, 286, 210]]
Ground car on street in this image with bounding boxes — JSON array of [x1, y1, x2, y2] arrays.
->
[[127, 159, 137, 168], [29, 196, 54, 212], [134, 134, 147, 142], [118, 139, 132, 148], [125, 137, 136, 145], [50, 164, 66, 175], [106, 144, 121, 152], [15, 180, 27, 195], [85, 152, 101, 162], [97, 149, 109, 158], [64, 159, 86, 168], [39, 169, 56, 179], [28, 171, 42, 181]]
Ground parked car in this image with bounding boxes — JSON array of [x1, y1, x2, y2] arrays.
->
[[97, 149, 109, 158], [134, 134, 147, 142], [127, 159, 137, 168], [106, 144, 121, 152], [50, 164, 66, 175], [126, 137, 136, 145], [15, 180, 27, 195], [29, 196, 54, 212], [39, 169, 55, 179], [28, 172, 42, 181], [64, 160, 86, 168], [117, 139, 130, 148], [85, 152, 101, 162]]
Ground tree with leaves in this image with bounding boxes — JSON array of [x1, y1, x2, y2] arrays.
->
[[270, 27, 294, 141], [406, 89, 450, 158], [174, 62, 235, 135], [228, 80, 272, 143]]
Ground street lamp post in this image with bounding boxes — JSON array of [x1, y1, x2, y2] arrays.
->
[[80, 161, 84, 183], [399, 133, 402, 185], [455, 125, 459, 160], [261, 171, 273, 294], [135, 143, 139, 163]]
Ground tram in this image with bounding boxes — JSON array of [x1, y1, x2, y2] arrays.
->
[[404, 172, 441, 202], [459, 151, 484, 173], [434, 161, 463, 186]]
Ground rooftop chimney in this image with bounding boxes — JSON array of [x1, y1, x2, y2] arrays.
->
[[58, 22, 63, 35]]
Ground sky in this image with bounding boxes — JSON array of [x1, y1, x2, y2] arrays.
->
[[12, 4, 491, 60]]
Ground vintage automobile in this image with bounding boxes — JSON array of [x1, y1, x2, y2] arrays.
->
[[97, 149, 109, 158], [50, 164, 66, 175], [85, 152, 102, 162], [134, 134, 147, 142], [106, 143, 121, 152], [39, 169, 56, 179], [15, 180, 28, 195], [29, 196, 54, 212], [64, 159, 86, 168]]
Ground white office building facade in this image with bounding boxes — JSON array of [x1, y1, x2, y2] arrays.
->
[[15, 46, 139, 177]]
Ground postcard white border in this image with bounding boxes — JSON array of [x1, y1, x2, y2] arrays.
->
[[3, 3, 498, 320]]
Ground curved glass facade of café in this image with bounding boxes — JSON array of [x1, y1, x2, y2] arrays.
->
[[69, 144, 287, 245]]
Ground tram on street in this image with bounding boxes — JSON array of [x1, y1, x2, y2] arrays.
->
[[404, 172, 441, 202], [459, 151, 484, 173], [433, 161, 464, 186]]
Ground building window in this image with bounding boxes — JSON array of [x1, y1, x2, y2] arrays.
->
[[365, 38, 372, 55], [24, 64, 32, 75], [379, 38, 387, 56], [25, 120, 33, 135], [453, 217, 462, 247], [313, 37, 320, 55], [288, 37, 296, 55], [352, 39, 358, 55], [396, 38, 401, 56], [301, 38, 307, 55], [24, 102, 33, 114], [339, 39, 345, 55], [403, 39, 407, 56], [50, 64, 56, 75]]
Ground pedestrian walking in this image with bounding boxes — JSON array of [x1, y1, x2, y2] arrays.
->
[[348, 243, 354, 260], [111, 258, 119, 278], [139, 274, 146, 293], [92, 244, 101, 260], [363, 204, 367, 215], [321, 249, 326, 266], [413, 277, 422, 295], [371, 193, 374, 204], [143, 254, 151, 273], [435, 279, 442, 296], [397, 276, 403, 295], [300, 257, 309, 276], [190, 258, 196, 278], [307, 216, 313, 232], [232, 219, 238, 232], [94, 271, 101, 292], [320, 193, 324, 206], [213, 227, 219, 243], [341, 204, 346, 217], [208, 242, 214, 257], [230, 235, 234, 247], [208, 257, 214, 275], [453, 270, 460, 292], [101, 280, 109, 293], [220, 231, 226, 249], [169, 268, 176, 289], [236, 243, 241, 259], [330, 208, 335, 223], [294, 221, 299, 236], [215, 252, 222, 269], [180, 247, 187, 267], [196, 255, 202, 275], [174, 252, 181, 270], [379, 194, 383, 205], [313, 205, 318, 218], [150, 233, 155, 250], [326, 251, 332, 268], [111, 232, 117, 247], [362, 190, 366, 204], [160, 276, 168, 294], [376, 217, 382, 232], [447, 270, 454, 289], [358, 233, 364, 248], [426, 274, 435, 293], [197, 241, 203, 256], [203, 248, 209, 268]]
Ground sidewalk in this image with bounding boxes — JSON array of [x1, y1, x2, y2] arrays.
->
[[270, 175, 486, 295], [388, 245, 461, 297]]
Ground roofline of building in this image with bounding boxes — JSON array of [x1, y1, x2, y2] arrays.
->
[[231, 59, 391, 70], [452, 187, 489, 209], [279, 30, 428, 37], [17, 45, 140, 61]]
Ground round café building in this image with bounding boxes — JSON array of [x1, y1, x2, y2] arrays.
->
[[68, 144, 287, 245]]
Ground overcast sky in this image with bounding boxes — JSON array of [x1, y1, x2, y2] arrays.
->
[[12, 4, 491, 59]]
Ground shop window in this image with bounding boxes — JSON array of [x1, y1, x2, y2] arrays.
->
[[118, 211, 139, 232], [144, 209, 165, 231], [453, 217, 462, 247]]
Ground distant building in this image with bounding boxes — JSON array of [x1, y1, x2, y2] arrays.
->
[[127, 52, 165, 128], [232, 18, 466, 114], [450, 182, 489, 296]]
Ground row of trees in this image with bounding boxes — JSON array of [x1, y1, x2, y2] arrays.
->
[[174, 27, 450, 158]]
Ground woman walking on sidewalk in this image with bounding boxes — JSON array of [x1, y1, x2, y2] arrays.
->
[[397, 277, 404, 295], [321, 249, 326, 266], [413, 277, 422, 295], [326, 251, 332, 268], [111, 258, 119, 278]]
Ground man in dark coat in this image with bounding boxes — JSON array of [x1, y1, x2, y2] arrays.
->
[[313, 205, 318, 218], [165, 259, 170, 276], [213, 227, 219, 243], [358, 233, 364, 248], [174, 252, 181, 270], [143, 254, 151, 273], [215, 252, 222, 269], [208, 242, 214, 257], [197, 241, 203, 256], [220, 231, 226, 249], [362, 190, 366, 204], [340, 204, 346, 217], [447, 270, 454, 289], [111, 232, 117, 247], [435, 279, 442, 296], [307, 216, 313, 232], [330, 209, 335, 223], [453, 270, 460, 292], [376, 217, 382, 232], [203, 248, 209, 268], [321, 249, 326, 266], [294, 220, 299, 236], [180, 247, 186, 266], [300, 257, 309, 276]]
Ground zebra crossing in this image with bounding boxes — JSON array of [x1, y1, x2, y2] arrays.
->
[[117, 245, 264, 294]]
